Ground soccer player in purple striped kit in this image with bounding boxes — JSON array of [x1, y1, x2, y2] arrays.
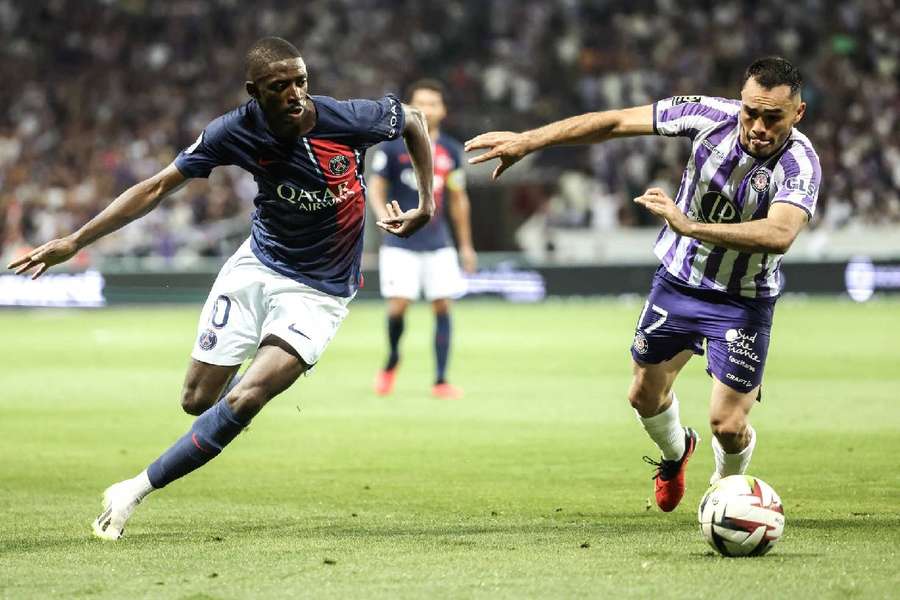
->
[[467, 57, 821, 512], [8, 37, 435, 539]]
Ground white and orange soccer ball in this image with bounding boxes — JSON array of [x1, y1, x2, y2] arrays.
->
[[698, 475, 785, 557]]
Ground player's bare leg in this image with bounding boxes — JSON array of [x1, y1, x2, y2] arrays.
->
[[629, 350, 700, 512], [93, 336, 307, 540], [180, 359, 241, 415], [375, 297, 410, 396], [431, 298, 461, 399], [708, 377, 758, 484]]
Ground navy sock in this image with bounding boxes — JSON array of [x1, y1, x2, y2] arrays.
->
[[147, 399, 249, 489], [385, 315, 404, 371], [435, 313, 451, 384]]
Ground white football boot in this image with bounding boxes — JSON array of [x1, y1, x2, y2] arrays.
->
[[92, 471, 153, 540]]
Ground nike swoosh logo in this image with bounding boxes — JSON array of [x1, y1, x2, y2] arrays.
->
[[192, 432, 213, 454], [258, 158, 276, 166], [288, 323, 311, 339]]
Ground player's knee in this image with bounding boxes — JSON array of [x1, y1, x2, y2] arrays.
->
[[710, 415, 748, 446], [387, 298, 410, 318], [181, 385, 211, 416], [627, 376, 668, 416], [432, 299, 450, 315], [225, 384, 269, 421]]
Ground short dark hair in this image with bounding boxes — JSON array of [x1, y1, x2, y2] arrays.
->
[[743, 57, 803, 95], [246, 37, 302, 81], [406, 78, 446, 102]]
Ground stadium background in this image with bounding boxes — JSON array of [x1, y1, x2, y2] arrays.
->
[[1, 0, 898, 302], [1, 1, 898, 599]]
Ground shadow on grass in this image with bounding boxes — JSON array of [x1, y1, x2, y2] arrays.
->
[[687, 551, 823, 559], [5, 514, 892, 556], [1, 512, 680, 554]]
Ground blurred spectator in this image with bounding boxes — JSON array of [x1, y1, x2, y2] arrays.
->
[[1, 0, 898, 265]]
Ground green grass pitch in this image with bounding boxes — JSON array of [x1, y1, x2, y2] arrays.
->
[[1, 297, 898, 598]]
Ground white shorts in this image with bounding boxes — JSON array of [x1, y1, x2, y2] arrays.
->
[[379, 246, 466, 301], [192, 239, 352, 367]]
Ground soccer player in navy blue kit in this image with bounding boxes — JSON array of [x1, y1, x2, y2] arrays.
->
[[8, 37, 435, 540], [369, 80, 476, 400]]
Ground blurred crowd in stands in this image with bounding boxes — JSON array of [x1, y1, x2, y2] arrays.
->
[[1, 0, 897, 263]]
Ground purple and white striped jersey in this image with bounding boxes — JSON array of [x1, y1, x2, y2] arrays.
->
[[652, 95, 821, 298]]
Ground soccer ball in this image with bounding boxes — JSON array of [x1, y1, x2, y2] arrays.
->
[[698, 475, 785, 557]]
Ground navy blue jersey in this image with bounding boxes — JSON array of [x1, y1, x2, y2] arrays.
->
[[174, 94, 404, 297], [371, 132, 465, 252]]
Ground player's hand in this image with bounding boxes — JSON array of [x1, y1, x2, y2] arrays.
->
[[459, 245, 477, 274], [465, 131, 533, 180], [376, 200, 433, 238], [6, 236, 80, 279], [634, 188, 695, 236]]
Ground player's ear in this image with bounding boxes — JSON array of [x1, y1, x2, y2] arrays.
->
[[794, 100, 806, 125], [245, 81, 259, 99]]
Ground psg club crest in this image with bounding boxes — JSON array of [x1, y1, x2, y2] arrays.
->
[[329, 155, 350, 176], [750, 169, 771, 193], [633, 331, 649, 355], [198, 329, 217, 351]]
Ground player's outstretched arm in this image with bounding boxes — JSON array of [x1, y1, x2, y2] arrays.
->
[[376, 105, 434, 238], [634, 188, 808, 254], [465, 105, 654, 179], [7, 163, 188, 279]]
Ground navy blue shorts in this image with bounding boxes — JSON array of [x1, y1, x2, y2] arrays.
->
[[630, 268, 776, 393]]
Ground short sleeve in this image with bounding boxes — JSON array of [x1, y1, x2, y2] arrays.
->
[[445, 142, 466, 192], [346, 94, 405, 147], [174, 115, 233, 179], [653, 96, 736, 140], [771, 141, 821, 220]]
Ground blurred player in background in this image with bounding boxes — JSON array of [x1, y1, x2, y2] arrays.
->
[[8, 37, 434, 539], [369, 79, 476, 400], [467, 57, 820, 512]]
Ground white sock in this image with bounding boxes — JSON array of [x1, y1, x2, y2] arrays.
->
[[637, 393, 685, 461], [127, 469, 156, 501], [712, 425, 756, 482]]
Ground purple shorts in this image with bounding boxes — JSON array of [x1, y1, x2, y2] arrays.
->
[[630, 268, 776, 394]]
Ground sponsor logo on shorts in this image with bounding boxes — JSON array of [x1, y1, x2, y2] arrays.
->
[[633, 330, 649, 355], [725, 328, 760, 363], [750, 169, 771, 193], [288, 323, 311, 340], [198, 329, 217, 351], [726, 372, 753, 388], [728, 355, 757, 373], [329, 154, 350, 176]]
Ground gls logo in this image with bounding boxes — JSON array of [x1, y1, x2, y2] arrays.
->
[[783, 177, 817, 196], [698, 191, 741, 224]]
